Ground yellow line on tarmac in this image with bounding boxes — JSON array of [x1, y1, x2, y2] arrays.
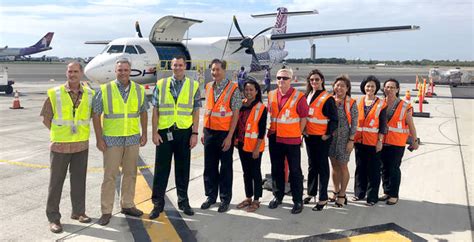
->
[[331, 230, 410, 242], [0, 159, 154, 172], [135, 172, 182, 242]]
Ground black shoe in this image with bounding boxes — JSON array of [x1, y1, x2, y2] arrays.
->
[[121, 207, 143, 217], [303, 196, 314, 204], [178, 203, 195, 216], [312, 200, 328, 211], [217, 203, 230, 213], [268, 197, 282, 209], [335, 195, 347, 208], [200, 198, 216, 210], [149, 206, 162, 219], [378, 194, 390, 201], [291, 202, 303, 214]]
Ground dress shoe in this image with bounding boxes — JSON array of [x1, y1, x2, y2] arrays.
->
[[200, 198, 216, 210], [49, 221, 63, 233], [178, 203, 195, 216], [149, 206, 162, 219], [312, 201, 328, 211], [268, 197, 282, 209], [98, 214, 111, 226], [71, 214, 92, 223], [121, 207, 143, 217], [217, 203, 230, 213], [378, 194, 390, 201], [291, 202, 303, 214], [303, 196, 314, 204]]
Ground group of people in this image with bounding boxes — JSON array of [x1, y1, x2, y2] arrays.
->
[[41, 56, 418, 234]]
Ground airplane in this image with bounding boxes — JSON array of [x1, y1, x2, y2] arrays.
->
[[84, 7, 420, 85], [0, 32, 54, 58]]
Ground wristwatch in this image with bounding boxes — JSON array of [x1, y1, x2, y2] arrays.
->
[[192, 132, 198, 135]]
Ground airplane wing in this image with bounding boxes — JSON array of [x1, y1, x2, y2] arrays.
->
[[84, 40, 112, 44], [270, 25, 420, 41]]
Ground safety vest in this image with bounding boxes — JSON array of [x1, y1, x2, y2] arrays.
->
[[156, 77, 198, 130], [268, 89, 304, 138], [338, 95, 356, 128], [48, 84, 95, 142], [101, 80, 145, 137], [241, 102, 266, 152], [306, 91, 331, 135], [204, 80, 238, 131], [354, 97, 387, 146], [384, 99, 411, 147]]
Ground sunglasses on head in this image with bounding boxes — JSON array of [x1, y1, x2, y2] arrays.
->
[[276, 76, 291, 80]]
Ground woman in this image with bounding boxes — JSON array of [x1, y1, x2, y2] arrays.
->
[[353, 76, 387, 206], [328, 75, 358, 207], [379, 79, 418, 205], [303, 69, 338, 211], [234, 79, 267, 212]]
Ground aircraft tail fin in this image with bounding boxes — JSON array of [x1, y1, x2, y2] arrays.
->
[[31, 32, 54, 49]]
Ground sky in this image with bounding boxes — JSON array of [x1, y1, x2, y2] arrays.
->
[[0, 0, 473, 60]]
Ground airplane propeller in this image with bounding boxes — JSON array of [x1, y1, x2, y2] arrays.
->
[[230, 15, 273, 61], [135, 21, 143, 38]]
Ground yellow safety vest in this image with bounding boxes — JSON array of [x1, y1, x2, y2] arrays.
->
[[48, 84, 94, 142], [156, 77, 198, 129], [101, 80, 145, 136]]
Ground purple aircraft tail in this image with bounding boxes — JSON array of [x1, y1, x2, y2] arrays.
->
[[270, 7, 288, 51], [31, 32, 54, 48]]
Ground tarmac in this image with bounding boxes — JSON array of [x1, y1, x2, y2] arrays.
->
[[0, 63, 473, 241]]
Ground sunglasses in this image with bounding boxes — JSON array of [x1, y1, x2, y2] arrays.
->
[[276, 76, 291, 80]]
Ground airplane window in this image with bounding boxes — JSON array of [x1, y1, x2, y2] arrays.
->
[[101, 45, 110, 54], [135, 45, 146, 54], [107, 45, 124, 54], [125, 45, 138, 54]]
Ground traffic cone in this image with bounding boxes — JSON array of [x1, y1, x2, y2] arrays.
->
[[405, 90, 411, 102], [145, 84, 150, 90], [422, 78, 429, 104], [10, 90, 24, 109], [412, 75, 419, 91], [294, 75, 298, 83]]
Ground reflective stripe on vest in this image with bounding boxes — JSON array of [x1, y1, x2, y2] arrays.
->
[[243, 102, 265, 152], [156, 77, 197, 129], [102, 81, 144, 137], [306, 91, 330, 135], [48, 85, 94, 142], [384, 100, 410, 146], [355, 97, 386, 146], [204, 80, 237, 131]]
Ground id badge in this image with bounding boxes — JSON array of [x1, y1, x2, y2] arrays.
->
[[397, 121, 402, 129], [220, 106, 226, 117], [369, 119, 375, 127], [309, 108, 314, 115], [247, 123, 251, 131], [285, 109, 290, 117], [166, 132, 174, 141], [71, 125, 77, 134]]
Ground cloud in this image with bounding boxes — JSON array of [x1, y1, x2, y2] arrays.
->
[[88, 0, 161, 7]]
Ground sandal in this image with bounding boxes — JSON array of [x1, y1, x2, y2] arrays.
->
[[386, 197, 399, 205], [335, 195, 347, 208], [329, 191, 339, 202], [236, 198, 252, 209], [246, 200, 260, 212], [303, 196, 315, 204], [350, 196, 364, 202]]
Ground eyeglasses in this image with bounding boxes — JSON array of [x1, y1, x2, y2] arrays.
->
[[309, 78, 321, 82], [276, 76, 291, 80]]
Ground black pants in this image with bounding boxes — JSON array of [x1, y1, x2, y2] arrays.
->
[[151, 128, 191, 206], [381, 145, 405, 198], [268, 134, 303, 203], [354, 143, 382, 203], [203, 128, 234, 204], [304, 135, 331, 201], [237, 143, 263, 200]]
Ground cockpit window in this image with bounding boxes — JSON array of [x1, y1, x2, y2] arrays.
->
[[100, 45, 110, 54], [125, 45, 138, 54], [135, 45, 146, 54], [107, 45, 124, 54]]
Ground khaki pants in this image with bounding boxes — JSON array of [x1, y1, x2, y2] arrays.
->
[[101, 144, 139, 214]]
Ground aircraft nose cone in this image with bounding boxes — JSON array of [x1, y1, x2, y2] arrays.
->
[[84, 60, 102, 82]]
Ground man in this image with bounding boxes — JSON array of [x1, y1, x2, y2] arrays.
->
[[237, 66, 247, 92], [92, 58, 148, 226], [200, 59, 241, 213], [267, 68, 308, 214], [263, 68, 271, 94], [41, 62, 94, 233], [149, 56, 201, 219]]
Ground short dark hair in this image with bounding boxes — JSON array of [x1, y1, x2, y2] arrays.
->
[[210, 59, 227, 69], [243, 77, 262, 103], [68, 61, 83, 72], [360, 75, 381, 95], [173, 55, 187, 62], [305, 69, 326, 96], [332, 74, 352, 97], [383, 78, 401, 97]]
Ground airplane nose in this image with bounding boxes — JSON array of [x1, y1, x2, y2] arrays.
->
[[84, 57, 114, 83], [84, 60, 102, 82]]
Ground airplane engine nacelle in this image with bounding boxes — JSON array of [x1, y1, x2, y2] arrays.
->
[[253, 35, 271, 53]]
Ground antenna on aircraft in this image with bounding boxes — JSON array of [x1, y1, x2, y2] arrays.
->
[[135, 21, 143, 38]]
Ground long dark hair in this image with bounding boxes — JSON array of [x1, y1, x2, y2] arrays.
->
[[243, 78, 262, 103], [332, 74, 351, 97], [383, 78, 400, 97], [305, 69, 326, 96]]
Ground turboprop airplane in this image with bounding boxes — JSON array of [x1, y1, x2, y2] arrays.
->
[[0, 32, 54, 58], [84, 7, 420, 84]]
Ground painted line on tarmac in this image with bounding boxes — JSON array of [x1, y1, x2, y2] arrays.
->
[[0, 159, 155, 172], [283, 223, 426, 242]]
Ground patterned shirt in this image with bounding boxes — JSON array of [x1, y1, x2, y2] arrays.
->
[[40, 82, 90, 154], [212, 79, 242, 111], [151, 75, 202, 109], [92, 79, 149, 147]]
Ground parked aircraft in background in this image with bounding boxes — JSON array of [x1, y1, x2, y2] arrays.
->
[[0, 32, 54, 58]]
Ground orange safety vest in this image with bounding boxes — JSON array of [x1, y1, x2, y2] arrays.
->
[[241, 102, 266, 152], [354, 97, 387, 146], [306, 90, 331, 135], [384, 99, 411, 147], [204, 80, 238, 131], [268, 89, 304, 138], [336, 95, 356, 127]]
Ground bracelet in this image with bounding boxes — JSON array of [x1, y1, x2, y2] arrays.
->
[[349, 139, 354, 141], [192, 132, 198, 135]]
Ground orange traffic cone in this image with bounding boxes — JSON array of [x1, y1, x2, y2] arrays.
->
[[10, 90, 23, 109], [294, 75, 298, 83], [145, 84, 150, 90], [405, 90, 411, 102]]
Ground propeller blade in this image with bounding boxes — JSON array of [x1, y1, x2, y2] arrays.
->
[[221, 20, 234, 59], [233, 15, 245, 38], [252, 26, 273, 40], [231, 46, 245, 55], [135, 21, 143, 38]]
